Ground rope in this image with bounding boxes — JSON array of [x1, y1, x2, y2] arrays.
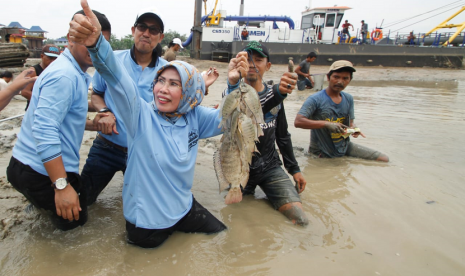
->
[[391, 3, 465, 33], [383, 0, 465, 28], [0, 114, 25, 123]]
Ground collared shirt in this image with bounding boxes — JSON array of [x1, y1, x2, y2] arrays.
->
[[13, 49, 91, 175], [93, 44, 167, 147], [88, 35, 222, 229]]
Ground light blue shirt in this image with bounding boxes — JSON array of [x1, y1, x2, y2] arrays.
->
[[89, 35, 222, 229], [13, 49, 91, 175], [93, 48, 167, 147]]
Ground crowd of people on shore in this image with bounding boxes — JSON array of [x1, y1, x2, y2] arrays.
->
[[0, 0, 388, 249]]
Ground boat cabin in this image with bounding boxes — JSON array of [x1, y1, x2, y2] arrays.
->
[[301, 6, 351, 43]]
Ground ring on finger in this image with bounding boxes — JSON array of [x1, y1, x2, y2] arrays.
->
[[287, 84, 291, 89]]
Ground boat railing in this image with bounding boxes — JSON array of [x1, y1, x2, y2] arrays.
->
[[331, 29, 465, 47]]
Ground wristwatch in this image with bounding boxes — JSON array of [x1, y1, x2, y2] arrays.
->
[[52, 178, 68, 190], [98, 107, 112, 113]]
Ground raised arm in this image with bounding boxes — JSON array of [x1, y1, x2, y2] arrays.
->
[[69, 0, 140, 136], [0, 68, 37, 111]]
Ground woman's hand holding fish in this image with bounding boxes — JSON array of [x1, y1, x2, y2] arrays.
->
[[228, 52, 249, 85]]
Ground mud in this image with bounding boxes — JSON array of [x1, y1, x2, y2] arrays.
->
[[0, 59, 464, 275]]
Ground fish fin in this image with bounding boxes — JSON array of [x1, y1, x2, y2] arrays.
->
[[225, 186, 243, 204], [214, 150, 230, 193]]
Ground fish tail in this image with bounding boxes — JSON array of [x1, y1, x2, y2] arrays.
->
[[224, 186, 243, 204]]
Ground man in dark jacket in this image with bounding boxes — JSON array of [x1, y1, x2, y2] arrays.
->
[[225, 41, 308, 226]]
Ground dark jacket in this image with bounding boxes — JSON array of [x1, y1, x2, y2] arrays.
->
[[223, 82, 301, 176]]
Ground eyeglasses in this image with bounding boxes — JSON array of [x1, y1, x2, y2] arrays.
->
[[135, 23, 162, 35], [154, 77, 182, 90]]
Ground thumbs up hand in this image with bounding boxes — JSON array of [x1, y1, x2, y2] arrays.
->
[[68, 0, 101, 47]]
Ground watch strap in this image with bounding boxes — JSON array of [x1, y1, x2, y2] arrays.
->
[[98, 107, 112, 113]]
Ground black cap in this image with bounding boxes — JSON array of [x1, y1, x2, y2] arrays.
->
[[134, 7, 164, 33]]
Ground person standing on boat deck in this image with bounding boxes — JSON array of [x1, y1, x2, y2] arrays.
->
[[20, 44, 60, 111], [295, 52, 317, 91], [341, 20, 354, 41], [241, 27, 249, 41], [69, 0, 229, 248], [294, 60, 389, 162], [224, 41, 309, 226], [6, 9, 113, 231], [164, 38, 183, 61], [360, 20, 368, 44], [77, 7, 168, 206], [407, 32, 416, 45]]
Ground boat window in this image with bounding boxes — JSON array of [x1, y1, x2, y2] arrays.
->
[[325, 14, 336, 27], [301, 14, 314, 29], [312, 13, 326, 27], [336, 14, 344, 28]]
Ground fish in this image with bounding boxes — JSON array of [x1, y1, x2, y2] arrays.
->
[[214, 80, 264, 204], [218, 89, 241, 130], [342, 127, 361, 139], [288, 58, 294, 73]]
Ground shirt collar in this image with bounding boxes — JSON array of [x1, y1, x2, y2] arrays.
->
[[130, 44, 159, 68], [62, 48, 88, 76]]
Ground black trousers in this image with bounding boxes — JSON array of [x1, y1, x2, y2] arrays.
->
[[6, 157, 88, 231], [126, 197, 226, 248]]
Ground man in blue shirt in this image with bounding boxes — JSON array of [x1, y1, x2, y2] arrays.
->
[[6, 10, 113, 231], [295, 60, 389, 162], [79, 8, 168, 205]]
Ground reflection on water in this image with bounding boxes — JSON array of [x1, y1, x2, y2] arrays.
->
[[1, 79, 465, 275]]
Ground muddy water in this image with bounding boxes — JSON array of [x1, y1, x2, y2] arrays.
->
[[1, 73, 465, 275]]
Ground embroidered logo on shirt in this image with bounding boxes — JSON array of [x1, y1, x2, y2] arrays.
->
[[188, 130, 199, 151]]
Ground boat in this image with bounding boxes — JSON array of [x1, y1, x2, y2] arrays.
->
[[185, 0, 465, 68]]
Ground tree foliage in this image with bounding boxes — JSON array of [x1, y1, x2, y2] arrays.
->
[[110, 34, 134, 50]]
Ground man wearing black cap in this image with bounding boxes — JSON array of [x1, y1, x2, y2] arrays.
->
[[225, 41, 309, 226], [70, 7, 168, 205], [20, 44, 60, 110], [295, 60, 389, 162]]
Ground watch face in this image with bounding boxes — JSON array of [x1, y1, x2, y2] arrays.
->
[[55, 178, 68, 190]]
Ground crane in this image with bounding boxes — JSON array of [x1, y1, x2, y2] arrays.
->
[[203, 0, 222, 26]]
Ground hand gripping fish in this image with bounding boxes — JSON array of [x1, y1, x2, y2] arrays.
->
[[214, 81, 264, 204]]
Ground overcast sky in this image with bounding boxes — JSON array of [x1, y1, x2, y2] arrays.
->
[[1, 0, 465, 39]]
